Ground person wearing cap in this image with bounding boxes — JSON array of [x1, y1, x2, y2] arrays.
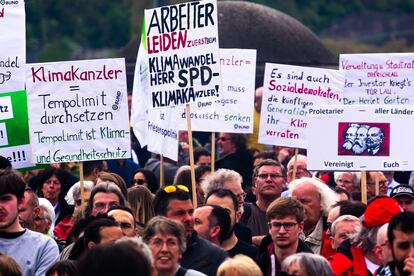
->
[[329, 197, 403, 276], [390, 184, 414, 212]]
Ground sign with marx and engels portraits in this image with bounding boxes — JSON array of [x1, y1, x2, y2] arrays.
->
[[174, 48, 256, 133], [340, 53, 414, 105], [307, 105, 414, 171], [0, 0, 25, 93], [145, 0, 221, 109], [26, 58, 131, 164], [258, 63, 344, 149]]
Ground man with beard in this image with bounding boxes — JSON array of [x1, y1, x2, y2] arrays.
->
[[258, 197, 313, 276], [352, 124, 370, 154], [366, 127, 385, 155], [342, 123, 360, 151], [153, 185, 227, 276], [377, 212, 414, 276], [205, 189, 258, 260]]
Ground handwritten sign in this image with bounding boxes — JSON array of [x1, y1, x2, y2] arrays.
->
[[0, 90, 32, 169], [26, 58, 131, 163], [258, 63, 344, 148], [145, 0, 221, 108], [174, 48, 256, 133], [340, 53, 414, 105], [131, 34, 178, 161], [307, 105, 414, 171], [0, 0, 25, 92]]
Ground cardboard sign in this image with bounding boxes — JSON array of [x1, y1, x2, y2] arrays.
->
[[0, 90, 32, 169], [0, 0, 25, 93], [307, 105, 414, 171], [145, 0, 221, 108], [26, 58, 131, 163], [340, 53, 414, 105], [131, 36, 178, 161], [258, 63, 344, 148], [174, 48, 256, 133]]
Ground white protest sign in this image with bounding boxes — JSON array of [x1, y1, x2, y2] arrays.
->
[[26, 58, 131, 163], [174, 48, 256, 133], [145, 0, 221, 108], [131, 36, 178, 161], [146, 109, 179, 161], [0, 0, 25, 92], [258, 63, 344, 148], [307, 105, 414, 171], [340, 53, 414, 105], [131, 32, 150, 148]]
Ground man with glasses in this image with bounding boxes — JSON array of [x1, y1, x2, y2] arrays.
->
[[153, 184, 227, 276], [258, 197, 313, 276], [366, 171, 388, 200], [243, 159, 287, 246], [84, 182, 126, 217]]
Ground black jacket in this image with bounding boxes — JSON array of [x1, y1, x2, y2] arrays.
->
[[181, 232, 228, 276]]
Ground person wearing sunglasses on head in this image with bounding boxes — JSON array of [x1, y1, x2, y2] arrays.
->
[[153, 185, 227, 276], [257, 197, 313, 276]]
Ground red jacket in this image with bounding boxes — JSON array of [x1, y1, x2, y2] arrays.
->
[[53, 215, 73, 241], [329, 240, 370, 276]]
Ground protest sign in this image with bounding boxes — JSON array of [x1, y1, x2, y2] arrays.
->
[[145, 0, 221, 108], [0, 90, 32, 169], [258, 63, 344, 148], [307, 105, 414, 171], [174, 48, 256, 133], [131, 32, 178, 161], [26, 58, 131, 163], [340, 53, 414, 105], [0, 0, 25, 93]]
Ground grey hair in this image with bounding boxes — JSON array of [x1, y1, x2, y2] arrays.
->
[[376, 223, 389, 245], [288, 177, 339, 217], [84, 181, 126, 217], [331, 215, 361, 237], [38, 198, 55, 235], [352, 225, 381, 254], [142, 216, 187, 254], [201, 169, 242, 197], [72, 181, 95, 202], [282, 253, 333, 276], [116, 236, 153, 265], [287, 154, 307, 170], [333, 172, 361, 187]]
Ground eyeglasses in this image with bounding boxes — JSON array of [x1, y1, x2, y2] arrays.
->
[[163, 185, 189, 193], [268, 222, 298, 231], [132, 179, 146, 185], [257, 173, 284, 180], [93, 202, 119, 211], [148, 238, 179, 249], [217, 136, 229, 142]]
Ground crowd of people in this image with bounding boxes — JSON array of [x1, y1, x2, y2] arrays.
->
[[1, 129, 414, 276]]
